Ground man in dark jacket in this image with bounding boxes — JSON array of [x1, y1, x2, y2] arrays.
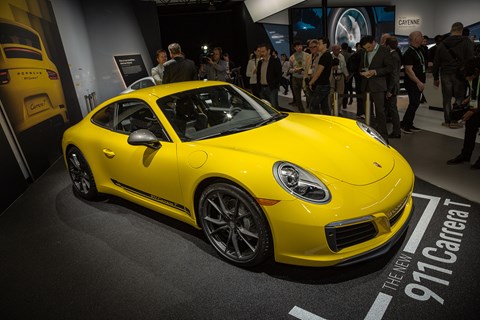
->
[[432, 22, 475, 128], [348, 43, 364, 117], [384, 36, 402, 138], [359, 35, 394, 141], [256, 43, 282, 109], [163, 43, 198, 84], [447, 57, 480, 168]]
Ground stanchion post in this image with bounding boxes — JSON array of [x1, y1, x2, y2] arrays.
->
[[91, 92, 97, 108], [333, 91, 339, 116], [365, 92, 371, 125], [88, 94, 94, 112], [84, 95, 90, 112]]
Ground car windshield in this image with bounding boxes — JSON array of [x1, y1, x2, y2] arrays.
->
[[157, 84, 284, 141]]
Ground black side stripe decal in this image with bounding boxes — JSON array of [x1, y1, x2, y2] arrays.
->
[[111, 179, 191, 216]]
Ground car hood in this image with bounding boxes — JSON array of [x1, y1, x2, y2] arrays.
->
[[197, 114, 395, 186]]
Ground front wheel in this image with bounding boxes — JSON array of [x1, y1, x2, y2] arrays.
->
[[66, 146, 98, 200], [198, 182, 272, 267]]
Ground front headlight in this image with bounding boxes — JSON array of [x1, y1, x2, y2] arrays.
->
[[273, 162, 330, 204], [357, 121, 388, 146]]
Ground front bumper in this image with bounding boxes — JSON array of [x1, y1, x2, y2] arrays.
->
[[262, 169, 415, 267]]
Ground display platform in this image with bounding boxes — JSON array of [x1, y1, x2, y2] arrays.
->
[[0, 157, 479, 320]]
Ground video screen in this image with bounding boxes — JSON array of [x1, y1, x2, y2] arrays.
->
[[263, 23, 291, 57], [466, 21, 480, 43], [291, 6, 395, 48], [291, 8, 324, 45]]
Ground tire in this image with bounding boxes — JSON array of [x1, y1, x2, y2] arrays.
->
[[66, 146, 99, 200], [328, 7, 372, 48], [198, 182, 272, 267]]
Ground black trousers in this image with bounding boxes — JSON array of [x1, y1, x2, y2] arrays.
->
[[461, 111, 480, 159], [366, 91, 388, 141]]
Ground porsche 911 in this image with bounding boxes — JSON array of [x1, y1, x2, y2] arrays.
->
[[62, 80, 414, 267]]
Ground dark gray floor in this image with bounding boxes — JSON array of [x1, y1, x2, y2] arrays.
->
[[1, 159, 479, 320], [2, 95, 480, 319]]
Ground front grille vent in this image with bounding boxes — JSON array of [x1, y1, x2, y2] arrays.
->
[[326, 220, 378, 252], [388, 196, 408, 227]]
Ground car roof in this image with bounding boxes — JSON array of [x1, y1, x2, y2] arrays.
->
[[99, 80, 234, 111], [125, 80, 229, 98]]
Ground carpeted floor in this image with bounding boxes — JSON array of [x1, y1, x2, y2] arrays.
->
[[1, 159, 479, 320]]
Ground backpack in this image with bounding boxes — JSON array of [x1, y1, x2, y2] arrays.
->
[[346, 52, 360, 73], [443, 42, 467, 79]]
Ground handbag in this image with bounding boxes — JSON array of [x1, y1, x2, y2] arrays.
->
[[450, 103, 470, 121]]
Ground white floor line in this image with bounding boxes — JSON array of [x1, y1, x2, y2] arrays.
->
[[403, 193, 441, 254], [289, 306, 328, 320], [364, 292, 393, 320]]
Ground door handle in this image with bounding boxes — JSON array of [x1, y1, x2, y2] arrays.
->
[[102, 148, 116, 158]]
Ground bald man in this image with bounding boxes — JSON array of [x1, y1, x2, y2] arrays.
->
[[400, 31, 426, 134]]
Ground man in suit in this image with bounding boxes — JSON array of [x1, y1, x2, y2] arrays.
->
[[162, 43, 198, 84], [359, 35, 394, 141], [384, 36, 402, 138], [256, 43, 282, 109]]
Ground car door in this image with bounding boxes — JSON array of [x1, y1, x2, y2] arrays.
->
[[92, 99, 191, 219]]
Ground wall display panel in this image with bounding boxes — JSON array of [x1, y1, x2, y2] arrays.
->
[[291, 7, 324, 45], [465, 21, 480, 47], [0, 0, 80, 210], [395, 34, 411, 54], [291, 6, 395, 47], [263, 23, 290, 56], [114, 54, 148, 87]]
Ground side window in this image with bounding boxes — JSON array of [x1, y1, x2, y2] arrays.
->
[[140, 79, 155, 89], [91, 103, 115, 129], [131, 82, 141, 90], [115, 101, 169, 141]]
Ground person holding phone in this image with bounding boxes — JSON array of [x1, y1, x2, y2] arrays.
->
[[289, 41, 311, 112], [358, 35, 394, 142]]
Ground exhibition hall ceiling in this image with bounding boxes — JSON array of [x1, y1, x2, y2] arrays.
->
[[144, 0, 243, 6]]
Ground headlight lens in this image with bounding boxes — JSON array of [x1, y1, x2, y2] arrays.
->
[[357, 121, 388, 146], [273, 162, 330, 204]]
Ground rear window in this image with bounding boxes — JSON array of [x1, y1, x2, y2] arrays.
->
[[0, 23, 41, 50], [91, 104, 115, 127], [91, 100, 169, 141], [4, 47, 42, 60]]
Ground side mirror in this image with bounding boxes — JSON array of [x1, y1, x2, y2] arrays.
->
[[127, 129, 161, 150]]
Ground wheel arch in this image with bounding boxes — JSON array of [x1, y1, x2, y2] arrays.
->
[[63, 143, 80, 167], [192, 177, 273, 239], [193, 176, 275, 266]]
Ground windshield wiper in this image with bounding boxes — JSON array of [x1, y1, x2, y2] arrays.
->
[[194, 113, 287, 141], [254, 113, 287, 128], [196, 127, 249, 140]]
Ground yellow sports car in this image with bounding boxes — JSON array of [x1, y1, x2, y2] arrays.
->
[[62, 81, 414, 267], [0, 19, 68, 133]]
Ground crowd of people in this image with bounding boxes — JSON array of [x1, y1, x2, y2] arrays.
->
[[150, 43, 239, 86], [149, 22, 479, 167]]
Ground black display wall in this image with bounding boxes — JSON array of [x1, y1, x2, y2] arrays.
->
[[132, 0, 163, 66], [45, 1, 83, 127], [0, 126, 28, 213], [140, 1, 271, 86]]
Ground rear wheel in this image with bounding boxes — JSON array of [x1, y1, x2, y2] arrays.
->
[[198, 182, 272, 267], [66, 146, 98, 200]]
